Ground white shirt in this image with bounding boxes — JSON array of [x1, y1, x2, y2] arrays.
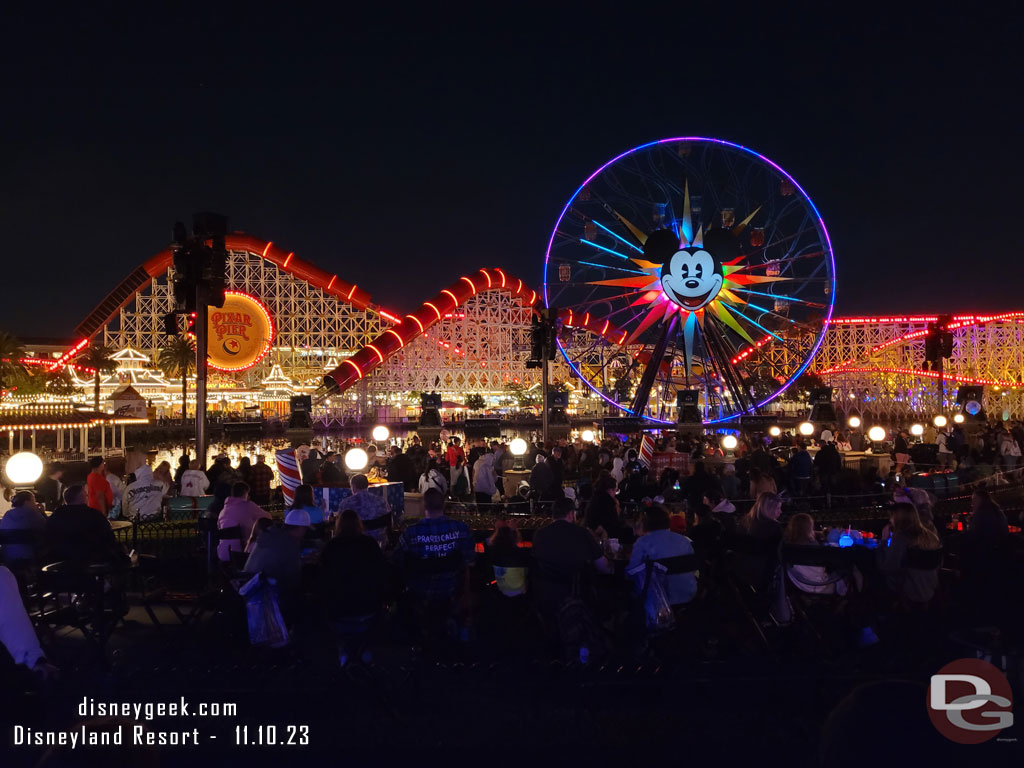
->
[[0, 565, 44, 668], [180, 469, 211, 497], [123, 465, 165, 520], [820, 429, 834, 444]]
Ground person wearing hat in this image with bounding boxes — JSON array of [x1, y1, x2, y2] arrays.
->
[[244, 507, 311, 606]]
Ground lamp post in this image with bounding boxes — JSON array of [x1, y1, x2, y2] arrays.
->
[[509, 437, 528, 470]]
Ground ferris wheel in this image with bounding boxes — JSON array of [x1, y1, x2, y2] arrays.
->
[[543, 137, 836, 425]]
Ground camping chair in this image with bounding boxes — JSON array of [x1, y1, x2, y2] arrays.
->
[[779, 544, 856, 648]]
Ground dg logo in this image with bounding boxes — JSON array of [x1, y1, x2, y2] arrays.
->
[[928, 658, 1014, 744]]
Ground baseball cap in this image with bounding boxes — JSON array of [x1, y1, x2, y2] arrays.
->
[[284, 509, 311, 527]]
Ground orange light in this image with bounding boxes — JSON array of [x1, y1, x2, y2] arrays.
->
[[385, 329, 405, 349], [327, 275, 337, 290], [495, 268, 507, 287], [424, 302, 442, 321], [529, 291, 537, 305], [262, 242, 273, 257], [566, 309, 574, 325], [347, 284, 358, 300], [516, 279, 523, 294], [379, 309, 400, 323], [479, 269, 492, 288], [460, 277, 477, 295], [406, 314, 424, 333], [283, 251, 294, 267], [601, 319, 610, 335], [365, 344, 385, 365], [441, 289, 459, 307], [343, 359, 363, 379]]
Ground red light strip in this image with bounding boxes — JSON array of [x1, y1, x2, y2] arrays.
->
[[347, 284, 358, 300], [406, 314, 424, 333], [441, 289, 459, 307], [460, 277, 477, 295], [384, 329, 405, 349], [495, 268, 507, 288], [379, 309, 400, 323], [327, 275, 337, 290], [48, 337, 89, 371], [283, 251, 293, 267], [479, 269, 492, 288], [365, 344, 385, 364], [263, 242, 273, 258], [343, 359, 363, 379], [424, 302, 442, 321], [17, 358, 97, 374], [828, 367, 1021, 388]]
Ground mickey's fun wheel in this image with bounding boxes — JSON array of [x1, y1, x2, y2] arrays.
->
[[543, 137, 836, 425]]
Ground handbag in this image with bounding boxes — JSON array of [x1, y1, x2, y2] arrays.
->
[[240, 573, 290, 648], [627, 559, 675, 632]]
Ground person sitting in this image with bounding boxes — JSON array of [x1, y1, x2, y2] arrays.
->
[[627, 504, 697, 606], [322, 510, 390, 619], [44, 485, 124, 566], [0, 491, 47, 564], [532, 496, 611, 615], [704, 487, 736, 516], [739, 492, 783, 540], [394, 488, 475, 603], [782, 513, 845, 595], [244, 508, 310, 597], [179, 459, 210, 497], [877, 502, 941, 606], [486, 520, 529, 598], [217, 482, 271, 563], [152, 461, 174, 496], [288, 483, 325, 526], [0, 565, 58, 681], [336, 474, 391, 545]]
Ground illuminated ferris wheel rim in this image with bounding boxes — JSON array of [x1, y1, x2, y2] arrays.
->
[[542, 136, 838, 424]]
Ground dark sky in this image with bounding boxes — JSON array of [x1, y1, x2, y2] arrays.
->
[[1, 4, 1020, 338]]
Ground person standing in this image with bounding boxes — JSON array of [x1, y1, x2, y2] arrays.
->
[[34, 463, 63, 511], [247, 454, 275, 506], [122, 454, 167, 521], [893, 429, 911, 476], [180, 459, 211, 497], [86, 457, 114, 517], [937, 428, 954, 469], [472, 451, 498, 507]]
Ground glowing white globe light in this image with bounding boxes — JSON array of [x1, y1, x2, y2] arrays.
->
[[848, 416, 862, 429], [344, 448, 369, 471], [953, 413, 965, 424], [581, 429, 595, 443], [910, 424, 924, 437], [868, 426, 886, 442], [509, 438, 528, 456], [933, 415, 948, 428], [721, 434, 738, 451], [769, 426, 782, 437], [4, 451, 43, 485], [798, 422, 814, 436], [371, 425, 389, 442]]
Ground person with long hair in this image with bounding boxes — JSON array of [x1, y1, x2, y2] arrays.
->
[[289, 483, 325, 525], [741, 492, 783, 537], [878, 502, 941, 605], [783, 513, 845, 595]]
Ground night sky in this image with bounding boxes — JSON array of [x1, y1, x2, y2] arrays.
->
[[1, 5, 1020, 338]]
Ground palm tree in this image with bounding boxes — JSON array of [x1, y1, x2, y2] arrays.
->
[[0, 331, 27, 391], [77, 342, 117, 411], [158, 336, 196, 425]]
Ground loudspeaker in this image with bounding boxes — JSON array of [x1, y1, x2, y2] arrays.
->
[[676, 390, 701, 424], [547, 391, 569, 425], [419, 392, 442, 428], [287, 395, 313, 429], [808, 387, 836, 423]]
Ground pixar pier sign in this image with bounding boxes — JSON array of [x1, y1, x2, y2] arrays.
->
[[206, 291, 275, 372]]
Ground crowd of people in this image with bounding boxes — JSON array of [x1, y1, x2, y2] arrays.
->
[[2, 425, 1023, 681]]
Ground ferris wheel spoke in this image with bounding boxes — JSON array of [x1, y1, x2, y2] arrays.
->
[[587, 218, 644, 253], [573, 260, 650, 276]]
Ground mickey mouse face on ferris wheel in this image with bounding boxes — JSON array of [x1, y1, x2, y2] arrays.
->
[[660, 248, 723, 311]]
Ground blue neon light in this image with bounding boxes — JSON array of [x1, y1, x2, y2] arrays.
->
[[577, 260, 647, 275], [579, 239, 630, 260], [591, 219, 643, 253], [543, 136, 837, 426]]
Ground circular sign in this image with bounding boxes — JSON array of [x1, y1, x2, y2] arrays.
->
[[207, 291, 274, 372], [927, 658, 1014, 743]]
